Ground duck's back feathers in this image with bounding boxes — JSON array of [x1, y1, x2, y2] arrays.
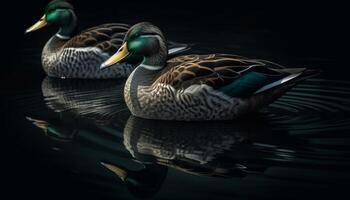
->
[[63, 23, 130, 55], [62, 23, 189, 57], [155, 54, 317, 97]]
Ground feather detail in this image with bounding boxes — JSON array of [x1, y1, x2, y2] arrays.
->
[[63, 23, 130, 56], [154, 54, 288, 89]]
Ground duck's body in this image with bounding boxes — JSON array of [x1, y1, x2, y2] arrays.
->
[[124, 54, 316, 120], [26, 1, 188, 79], [42, 23, 135, 79], [102, 23, 319, 121]]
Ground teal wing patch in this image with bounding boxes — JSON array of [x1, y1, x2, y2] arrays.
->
[[219, 72, 280, 97]]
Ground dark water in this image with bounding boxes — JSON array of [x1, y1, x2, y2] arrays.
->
[[6, 65, 350, 199], [3, 1, 350, 199], [7, 74, 350, 199]]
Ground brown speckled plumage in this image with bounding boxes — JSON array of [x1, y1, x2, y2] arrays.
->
[[124, 54, 316, 121], [42, 23, 135, 79], [63, 23, 129, 54], [155, 54, 286, 89]]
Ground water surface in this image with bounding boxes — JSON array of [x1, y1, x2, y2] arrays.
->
[[7, 73, 350, 199]]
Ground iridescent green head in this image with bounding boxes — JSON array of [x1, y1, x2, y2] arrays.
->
[[101, 22, 168, 69], [26, 0, 76, 38], [125, 22, 166, 55]]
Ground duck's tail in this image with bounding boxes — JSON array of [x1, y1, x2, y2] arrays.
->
[[247, 68, 321, 112], [255, 68, 321, 94]]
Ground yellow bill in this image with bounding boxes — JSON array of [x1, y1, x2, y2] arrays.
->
[[100, 42, 129, 69], [25, 15, 48, 33], [26, 116, 49, 135], [101, 162, 128, 181]]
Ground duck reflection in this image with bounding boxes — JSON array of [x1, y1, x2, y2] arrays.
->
[[123, 116, 259, 177], [41, 76, 129, 124], [26, 77, 130, 141], [102, 115, 307, 198]]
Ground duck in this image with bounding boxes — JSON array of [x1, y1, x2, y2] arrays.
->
[[25, 0, 189, 79], [101, 22, 320, 121]]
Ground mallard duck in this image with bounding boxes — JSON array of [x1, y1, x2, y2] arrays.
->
[[101, 22, 320, 121], [25, 0, 189, 79]]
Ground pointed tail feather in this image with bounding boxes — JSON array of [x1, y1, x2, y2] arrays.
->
[[255, 68, 321, 94]]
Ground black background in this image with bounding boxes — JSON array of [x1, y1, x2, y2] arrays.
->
[[2, 0, 349, 199]]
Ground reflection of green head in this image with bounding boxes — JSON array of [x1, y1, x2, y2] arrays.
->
[[101, 161, 168, 198], [26, 0, 76, 38], [26, 116, 75, 142]]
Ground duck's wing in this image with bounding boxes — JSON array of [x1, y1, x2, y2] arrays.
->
[[155, 54, 317, 97], [63, 23, 131, 56]]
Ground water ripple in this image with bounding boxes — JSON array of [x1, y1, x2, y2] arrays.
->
[[268, 78, 350, 135]]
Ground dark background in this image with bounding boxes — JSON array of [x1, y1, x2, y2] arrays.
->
[[2, 0, 349, 199]]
